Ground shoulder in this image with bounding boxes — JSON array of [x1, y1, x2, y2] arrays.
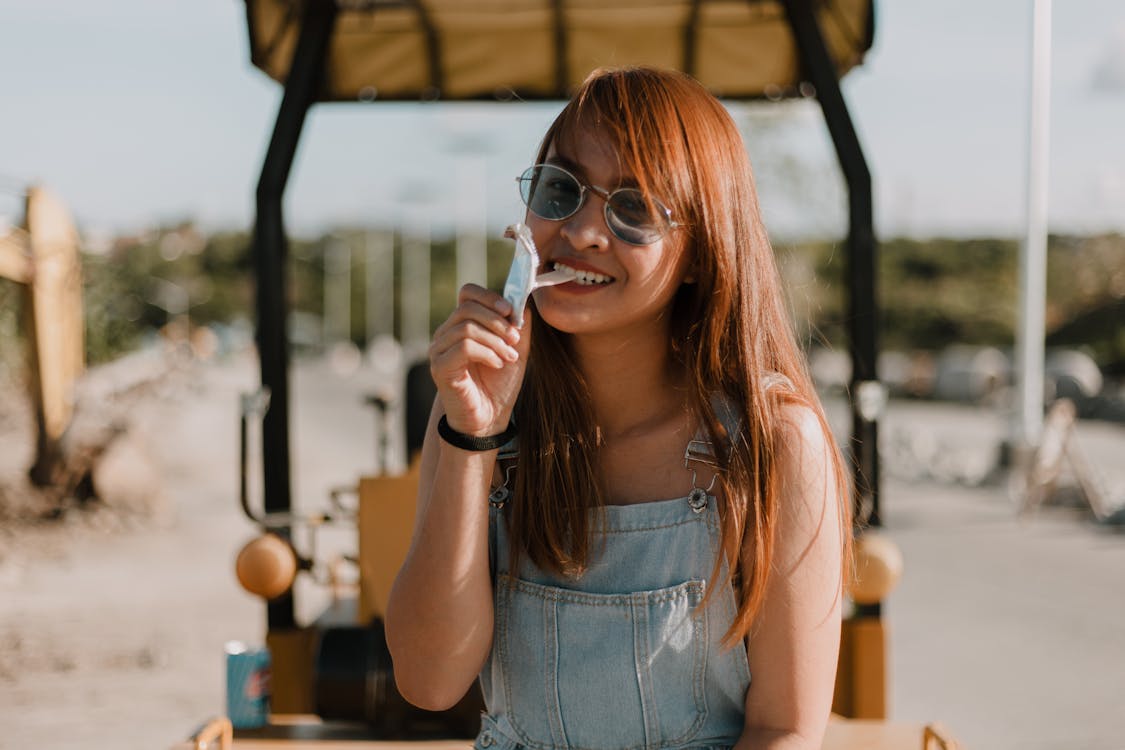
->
[[770, 401, 843, 563], [773, 400, 830, 461]]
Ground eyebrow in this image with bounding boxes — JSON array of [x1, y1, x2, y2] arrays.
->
[[543, 154, 639, 190]]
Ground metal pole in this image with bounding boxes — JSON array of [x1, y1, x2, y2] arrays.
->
[[1015, 0, 1052, 453], [251, 0, 338, 629], [782, 0, 882, 529]]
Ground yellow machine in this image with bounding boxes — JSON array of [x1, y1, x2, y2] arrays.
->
[[0, 185, 90, 495], [184, 1, 963, 747]]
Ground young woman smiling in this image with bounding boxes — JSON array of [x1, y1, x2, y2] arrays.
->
[[386, 67, 851, 750]]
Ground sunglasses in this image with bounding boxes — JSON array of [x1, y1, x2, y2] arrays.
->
[[516, 164, 681, 246]]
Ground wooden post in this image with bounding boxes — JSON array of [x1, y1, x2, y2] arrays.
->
[[833, 616, 890, 719], [17, 186, 85, 486]]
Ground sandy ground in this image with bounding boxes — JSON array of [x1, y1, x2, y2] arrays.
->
[[1, 352, 1124, 750], [0, 351, 387, 750]]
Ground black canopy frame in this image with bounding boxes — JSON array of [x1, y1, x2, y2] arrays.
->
[[247, 0, 881, 631]]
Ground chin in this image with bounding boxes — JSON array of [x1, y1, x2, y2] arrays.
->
[[534, 306, 596, 336]]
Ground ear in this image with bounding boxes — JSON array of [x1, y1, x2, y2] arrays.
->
[[682, 243, 699, 284]]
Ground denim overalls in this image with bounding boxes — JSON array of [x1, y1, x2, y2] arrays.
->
[[476, 407, 754, 750]]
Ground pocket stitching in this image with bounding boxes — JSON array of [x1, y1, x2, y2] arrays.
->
[[498, 576, 556, 750], [653, 580, 708, 747]]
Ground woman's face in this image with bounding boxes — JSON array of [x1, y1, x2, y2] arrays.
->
[[527, 126, 691, 341]]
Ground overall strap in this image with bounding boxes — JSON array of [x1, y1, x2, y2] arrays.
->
[[683, 392, 744, 468], [488, 437, 520, 509], [682, 393, 742, 512], [682, 376, 794, 507]]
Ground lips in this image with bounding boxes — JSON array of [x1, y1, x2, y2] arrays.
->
[[547, 260, 615, 286]]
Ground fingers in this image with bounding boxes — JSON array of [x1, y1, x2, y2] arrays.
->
[[430, 285, 524, 373], [428, 286, 532, 435], [458, 283, 512, 318], [430, 322, 518, 371], [434, 287, 520, 348]]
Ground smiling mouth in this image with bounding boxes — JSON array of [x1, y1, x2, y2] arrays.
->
[[548, 261, 615, 286]]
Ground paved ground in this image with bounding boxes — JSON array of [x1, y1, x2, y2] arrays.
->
[[873, 405, 1125, 750], [0, 353, 1123, 750]]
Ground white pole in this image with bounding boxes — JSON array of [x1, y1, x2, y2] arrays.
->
[[323, 235, 351, 345], [364, 229, 395, 345], [401, 202, 431, 354], [456, 154, 489, 292], [1014, 0, 1052, 452]]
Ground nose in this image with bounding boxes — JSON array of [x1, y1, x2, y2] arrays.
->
[[559, 191, 611, 252]]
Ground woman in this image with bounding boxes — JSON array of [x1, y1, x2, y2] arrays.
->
[[386, 66, 851, 750]]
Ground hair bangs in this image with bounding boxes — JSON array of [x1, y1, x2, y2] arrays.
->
[[538, 68, 695, 225]]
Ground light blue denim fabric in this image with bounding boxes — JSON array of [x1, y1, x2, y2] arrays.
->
[[477, 491, 750, 750]]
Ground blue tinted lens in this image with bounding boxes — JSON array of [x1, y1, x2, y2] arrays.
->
[[519, 165, 582, 220], [605, 189, 665, 245]]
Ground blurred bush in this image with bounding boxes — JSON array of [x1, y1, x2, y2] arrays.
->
[[81, 225, 265, 365], [778, 233, 1125, 375], [0, 228, 1121, 378]]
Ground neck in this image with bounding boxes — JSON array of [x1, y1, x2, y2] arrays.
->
[[571, 324, 687, 440]]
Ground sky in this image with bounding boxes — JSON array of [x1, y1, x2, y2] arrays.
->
[[1, 0, 1124, 242]]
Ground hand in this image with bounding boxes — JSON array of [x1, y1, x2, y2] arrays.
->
[[429, 284, 531, 436]]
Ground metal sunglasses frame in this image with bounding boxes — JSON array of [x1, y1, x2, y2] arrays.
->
[[516, 163, 682, 246]]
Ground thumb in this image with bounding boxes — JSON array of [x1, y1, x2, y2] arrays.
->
[[513, 308, 533, 361]]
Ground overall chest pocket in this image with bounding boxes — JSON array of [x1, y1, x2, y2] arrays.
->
[[495, 574, 709, 750]]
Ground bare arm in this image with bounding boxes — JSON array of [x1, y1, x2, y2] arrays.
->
[[736, 404, 845, 750], [385, 285, 529, 710]]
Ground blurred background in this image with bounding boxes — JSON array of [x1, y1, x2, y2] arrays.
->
[[2, 0, 1123, 391], [1, 2, 1124, 750]]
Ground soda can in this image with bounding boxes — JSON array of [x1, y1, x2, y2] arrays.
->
[[225, 641, 271, 729]]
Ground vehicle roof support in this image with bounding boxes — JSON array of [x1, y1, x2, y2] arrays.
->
[[252, 0, 339, 630], [782, 0, 882, 532]]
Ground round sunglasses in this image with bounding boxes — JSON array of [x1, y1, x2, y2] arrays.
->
[[516, 164, 680, 246]]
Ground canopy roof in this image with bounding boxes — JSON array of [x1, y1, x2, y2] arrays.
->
[[244, 0, 874, 102]]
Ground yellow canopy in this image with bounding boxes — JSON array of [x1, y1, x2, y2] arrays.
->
[[244, 0, 874, 102]]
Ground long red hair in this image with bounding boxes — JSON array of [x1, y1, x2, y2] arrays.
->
[[509, 67, 851, 646]]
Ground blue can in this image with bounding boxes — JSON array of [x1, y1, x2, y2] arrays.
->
[[225, 641, 271, 729]]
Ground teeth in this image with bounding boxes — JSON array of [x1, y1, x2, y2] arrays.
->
[[551, 262, 613, 285]]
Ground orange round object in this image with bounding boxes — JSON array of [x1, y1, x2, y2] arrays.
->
[[236, 533, 298, 600], [847, 532, 903, 605]]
